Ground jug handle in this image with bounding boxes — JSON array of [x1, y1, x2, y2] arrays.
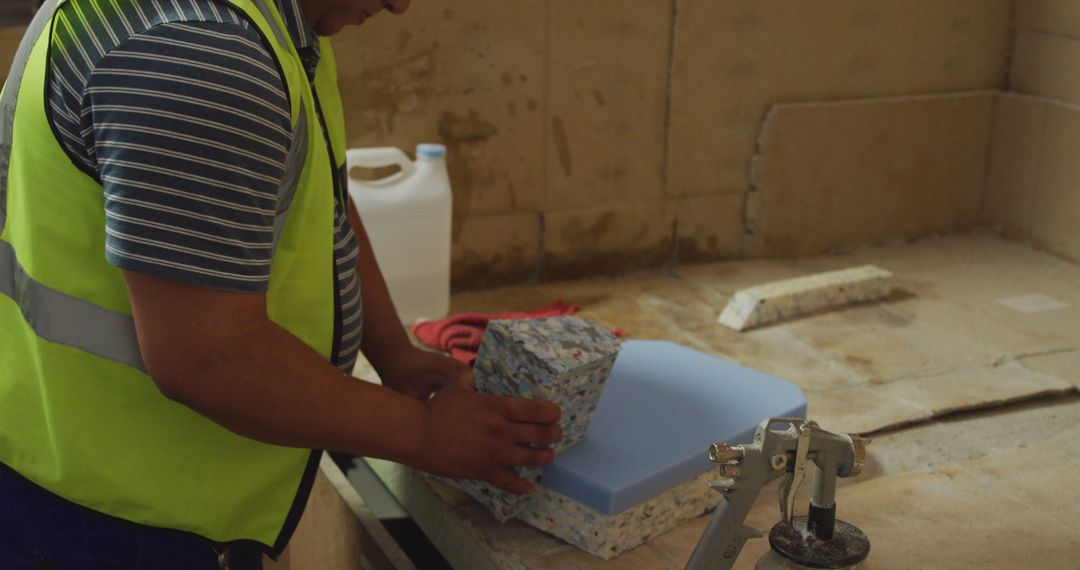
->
[[346, 147, 417, 192]]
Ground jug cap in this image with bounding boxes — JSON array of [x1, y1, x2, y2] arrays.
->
[[416, 143, 446, 160]]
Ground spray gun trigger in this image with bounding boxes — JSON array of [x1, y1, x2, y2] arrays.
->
[[778, 472, 793, 524], [781, 422, 813, 526]]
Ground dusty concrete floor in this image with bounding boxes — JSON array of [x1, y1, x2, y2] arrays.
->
[[364, 233, 1080, 569]]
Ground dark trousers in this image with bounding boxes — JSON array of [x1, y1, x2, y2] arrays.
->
[[0, 463, 264, 570]]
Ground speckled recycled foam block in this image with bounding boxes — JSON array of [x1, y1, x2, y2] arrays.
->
[[518, 340, 805, 559], [718, 265, 893, 331], [520, 465, 729, 559], [447, 317, 621, 521]]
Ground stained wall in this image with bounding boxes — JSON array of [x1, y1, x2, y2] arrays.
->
[[983, 1, 1080, 263], [334, 1, 1013, 287], [0, 1, 1022, 288]]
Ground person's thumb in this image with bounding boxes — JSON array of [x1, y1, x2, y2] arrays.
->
[[454, 368, 477, 390]]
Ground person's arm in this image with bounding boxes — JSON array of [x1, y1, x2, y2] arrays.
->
[[88, 8, 557, 493], [124, 271, 561, 493]]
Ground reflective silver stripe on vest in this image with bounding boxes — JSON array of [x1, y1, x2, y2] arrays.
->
[[0, 240, 147, 371], [0, 0, 304, 372], [250, 0, 288, 46], [1, 0, 62, 234], [0, 0, 144, 371]]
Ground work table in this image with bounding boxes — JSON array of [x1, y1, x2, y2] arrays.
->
[[357, 235, 1080, 569]]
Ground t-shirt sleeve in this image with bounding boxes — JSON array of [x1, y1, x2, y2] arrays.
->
[[85, 20, 292, 292]]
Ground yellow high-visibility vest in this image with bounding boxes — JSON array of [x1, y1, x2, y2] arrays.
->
[[0, 0, 349, 553]]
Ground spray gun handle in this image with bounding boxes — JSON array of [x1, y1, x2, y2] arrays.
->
[[685, 449, 769, 570], [685, 488, 764, 570], [685, 418, 799, 570]]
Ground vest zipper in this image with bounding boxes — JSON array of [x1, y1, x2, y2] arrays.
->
[[310, 86, 344, 368]]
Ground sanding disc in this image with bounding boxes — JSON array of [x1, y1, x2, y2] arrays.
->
[[768, 516, 870, 569]]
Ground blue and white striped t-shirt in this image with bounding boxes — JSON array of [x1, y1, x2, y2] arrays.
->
[[46, 0, 363, 372]]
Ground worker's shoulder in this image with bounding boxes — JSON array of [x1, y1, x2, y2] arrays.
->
[[54, 0, 272, 65], [44, 0, 291, 178]]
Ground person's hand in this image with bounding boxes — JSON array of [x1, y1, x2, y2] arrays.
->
[[376, 345, 471, 401], [409, 386, 562, 494]]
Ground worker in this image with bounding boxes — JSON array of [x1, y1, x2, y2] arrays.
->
[[0, 0, 562, 567]]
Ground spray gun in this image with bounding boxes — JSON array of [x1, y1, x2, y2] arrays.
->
[[685, 418, 871, 570]]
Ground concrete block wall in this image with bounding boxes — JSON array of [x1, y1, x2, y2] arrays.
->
[[335, 1, 1014, 288], [747, 93, 996, 258], [0, 1, 1035, 289], [669, 1, 1011, 260], [982, 1, 1080, 263], [333, 1, 677, 287]]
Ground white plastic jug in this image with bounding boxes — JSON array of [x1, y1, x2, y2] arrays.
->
[[346, 143, 451, 325]]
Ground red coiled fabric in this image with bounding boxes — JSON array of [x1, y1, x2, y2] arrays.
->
[[410, 300, 581, 365]]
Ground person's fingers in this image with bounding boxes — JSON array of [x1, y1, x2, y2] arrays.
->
[[511, 423, 563, 446], [499, 445, 554, 470], [487, 467, 531, 495], [501, 397, 561, 424]]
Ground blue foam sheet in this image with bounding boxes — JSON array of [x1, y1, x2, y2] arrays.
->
[[539, 340, 806, 515]]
